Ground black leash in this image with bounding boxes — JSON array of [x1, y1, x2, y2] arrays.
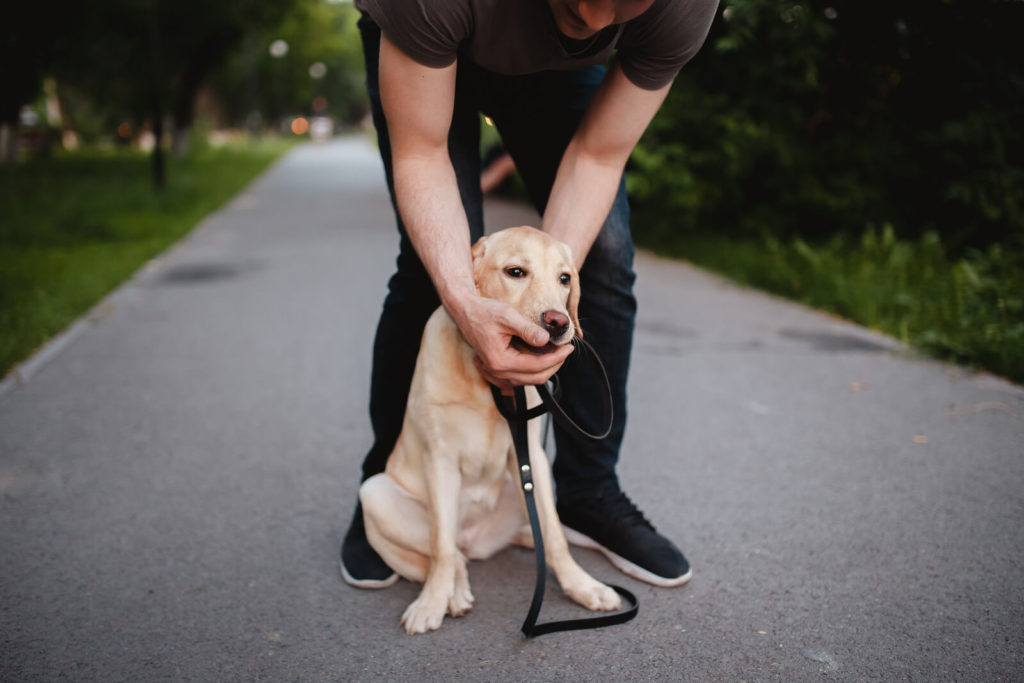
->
[[490, 338, 638, 637]]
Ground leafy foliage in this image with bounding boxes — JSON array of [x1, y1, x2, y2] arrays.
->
[[210, 0, 368, 129], [628, 0, 1023, 381], [630, 0, 1024, 251], [47, 0, 299, 133], [10, 0, 367, 155]]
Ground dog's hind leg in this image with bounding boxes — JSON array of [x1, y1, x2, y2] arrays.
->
[[361, 474, 474, 620], [359, 474, 430, 582], [400, 455, 466, 634]]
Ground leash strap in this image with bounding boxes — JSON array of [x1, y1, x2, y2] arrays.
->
[[496, 338, 614, 441], [492, 346, 637, 637]]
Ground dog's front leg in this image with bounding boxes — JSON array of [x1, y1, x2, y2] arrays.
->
[[400, 454, 465, 634]]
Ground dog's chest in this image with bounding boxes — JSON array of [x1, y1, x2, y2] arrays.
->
[[456, 413, 513, 505]]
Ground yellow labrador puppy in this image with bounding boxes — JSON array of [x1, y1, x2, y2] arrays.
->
[[360, 226, 621, 634]]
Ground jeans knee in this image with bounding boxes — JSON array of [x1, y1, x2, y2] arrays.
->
[[582, 229, 636, 314]]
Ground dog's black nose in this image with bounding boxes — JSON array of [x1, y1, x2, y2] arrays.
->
[[542, 310, 571, 339]]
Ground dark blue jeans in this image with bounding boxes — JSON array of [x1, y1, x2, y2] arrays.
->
[[357, 16, 636, 503]]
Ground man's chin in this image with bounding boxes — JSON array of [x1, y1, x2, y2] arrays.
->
[[559, 24, 597, 40]]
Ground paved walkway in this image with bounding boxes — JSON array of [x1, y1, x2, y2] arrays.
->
[[2, 138, 1022, 681]]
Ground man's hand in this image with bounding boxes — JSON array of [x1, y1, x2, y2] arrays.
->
[[450, 294, 574, 391]]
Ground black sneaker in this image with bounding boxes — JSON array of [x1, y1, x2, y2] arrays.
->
[[340, 502, 398, 589], [557, 488, 692, 587]]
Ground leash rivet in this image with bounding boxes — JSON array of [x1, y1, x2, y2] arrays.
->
[[521, 464, 531, 473], [524, 482, 534, 491]]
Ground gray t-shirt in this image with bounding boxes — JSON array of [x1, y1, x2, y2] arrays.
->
[[355, 0, 719, 90]]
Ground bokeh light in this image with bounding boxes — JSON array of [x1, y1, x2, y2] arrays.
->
[[269, 39, 289, 58]]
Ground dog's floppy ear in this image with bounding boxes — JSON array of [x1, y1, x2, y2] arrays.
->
[[564, 246, 583, 340], [471, 234, 490, 262], [471, 234, 490, 289]]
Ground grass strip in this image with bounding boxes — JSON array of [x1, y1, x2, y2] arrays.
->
[[636, 225, 1024, 385], [0, 139, 294, 377]]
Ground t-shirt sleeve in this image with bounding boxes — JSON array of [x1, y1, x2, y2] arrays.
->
[[618, 0, 720, 90], [355, 0, 472, 68]]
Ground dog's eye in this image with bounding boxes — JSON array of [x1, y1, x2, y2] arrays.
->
[[559, 273, 571, 286], [505, 267, 527, 278]]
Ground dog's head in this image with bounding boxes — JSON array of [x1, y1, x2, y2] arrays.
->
[[472, 226, 582, 349]]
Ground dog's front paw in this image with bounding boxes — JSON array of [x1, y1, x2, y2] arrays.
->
[[565, 578, 622, 612], [401, 595, 448, 634], [448, 583, 475, 617]]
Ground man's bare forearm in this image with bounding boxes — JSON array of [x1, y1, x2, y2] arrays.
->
[[541, 139, 626, 269], [393, 151, 562, 383], [392, 152, 478, 316], [377, 34, 571, 386], [541, 64, 671, 267]]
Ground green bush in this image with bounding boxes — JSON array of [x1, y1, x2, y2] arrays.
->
[[631, 0, 1024, 250]]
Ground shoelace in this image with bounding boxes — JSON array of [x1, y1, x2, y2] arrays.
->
[[600, 490, 656, 532]]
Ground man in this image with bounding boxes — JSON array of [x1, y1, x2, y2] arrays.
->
[[342, 0, 719, 589]]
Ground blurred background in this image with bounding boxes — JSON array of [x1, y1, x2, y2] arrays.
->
[[2, 0, 367, 168], [1, 0, 1022, 383]]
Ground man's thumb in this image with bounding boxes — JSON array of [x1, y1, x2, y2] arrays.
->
[[523, 322, 549, 347], [503, 305, 548, 347]]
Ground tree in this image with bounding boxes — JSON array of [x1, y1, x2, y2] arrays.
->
[[210, 0, 368, 131], [43, 0, 301, 185], [0, 2, 68, 162]]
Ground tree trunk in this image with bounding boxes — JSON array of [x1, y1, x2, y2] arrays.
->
[[171, 30, 239, 157], [0, 123, 19, 164], [151, 105, 166, 189], [149, 0, 166, 190], [172, 124, 190, 156]]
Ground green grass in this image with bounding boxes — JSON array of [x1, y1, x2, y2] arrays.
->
[[0, 139, 294, 377], [636, 225, 1024, 385]]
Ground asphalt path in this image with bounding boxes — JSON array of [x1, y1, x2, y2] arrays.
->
[[2, 137, 1022, 681]]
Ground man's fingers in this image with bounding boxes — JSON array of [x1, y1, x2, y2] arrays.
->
[[474, 342, 573, 387], [452, 294, 573, 386]]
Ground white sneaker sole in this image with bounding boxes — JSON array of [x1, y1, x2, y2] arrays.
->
[[562, 526, 693, 588], [340, 559, 399, 589]]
